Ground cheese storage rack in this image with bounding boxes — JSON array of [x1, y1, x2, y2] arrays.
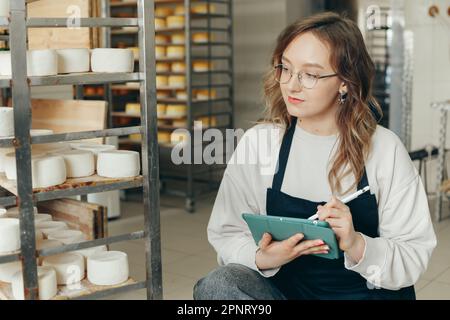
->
[[0, 0, 162, 300], [109, 0, 234, 212]]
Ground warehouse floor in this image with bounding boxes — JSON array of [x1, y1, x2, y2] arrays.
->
[[106, 193, 450, 300]]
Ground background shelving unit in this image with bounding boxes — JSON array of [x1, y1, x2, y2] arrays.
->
[[107, 0, 234, 212], [0, 0, 162, 300]]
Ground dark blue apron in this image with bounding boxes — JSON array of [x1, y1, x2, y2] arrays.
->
[[266, 118, 416, 300]]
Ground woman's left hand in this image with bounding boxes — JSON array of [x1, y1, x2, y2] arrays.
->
[[317, 196, 360, 252]]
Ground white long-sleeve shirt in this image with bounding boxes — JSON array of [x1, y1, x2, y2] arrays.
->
[[207, 122, 437, 291]]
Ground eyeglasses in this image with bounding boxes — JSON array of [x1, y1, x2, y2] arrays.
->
[[274, 64, 338, 89]]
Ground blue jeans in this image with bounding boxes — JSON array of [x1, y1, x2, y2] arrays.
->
[[193, 263, 286, 300]]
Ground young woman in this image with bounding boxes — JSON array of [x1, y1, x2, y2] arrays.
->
[[193, 12, 437, 300]]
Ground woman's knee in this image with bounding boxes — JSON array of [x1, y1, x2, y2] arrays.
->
[[193, 264, 256, 300]]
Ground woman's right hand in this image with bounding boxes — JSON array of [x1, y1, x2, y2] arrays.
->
[[255, 233, 329, 270]]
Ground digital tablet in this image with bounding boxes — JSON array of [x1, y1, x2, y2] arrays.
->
[[242, 213, 342, 260]]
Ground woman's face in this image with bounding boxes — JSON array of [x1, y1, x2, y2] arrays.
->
[[279, 32, 344, 121]]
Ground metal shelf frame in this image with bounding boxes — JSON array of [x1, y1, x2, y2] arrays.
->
[[0, 0, 162, 300]]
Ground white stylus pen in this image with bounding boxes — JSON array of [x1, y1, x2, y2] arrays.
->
[[307, 186, 371, 220]]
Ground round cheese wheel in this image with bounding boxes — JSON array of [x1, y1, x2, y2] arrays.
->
[[192, 32, 209, 43], [0, 107, 14, 137], [87, 251, 129, 286], [11, 266, 57, 300], [91, 49, 134, 73], [97, 150, 141, 179], [171, 62, 186, 73], [156, 75, 168, 87], [155, 7, 174, 17], [176, 90, 187, 100], [168, 75, 185, 88], [157, 104, 167, 117], [158, 131, 171, 143], [196, 89, 217, 100], [155, 35, 170, 45], [193, 61, 211, 72], [167, 46, 185, 58], [0, 260, 21, 283], [155, 46, 166, 59], [47, 229, 86, 245], [155, 18, 166, 30], [4, 152, 49, 181], [0, 218, 20, 253], [56, 48, 90, 74], [172, 119, 187, 128], [31, 155, 67, 188], [27, 49, 58, 76], [36, 239, 63, 265], [166, 16, 185, 28], [42, 253, 85, 285], [157, 90, 170, 99], [0, 51, 12, 76], [174, 5, 185, 15], [171, 33, 185, 45], [125, 103, 141, 115], [56, 150, 95, 178], [0, 147, 14, 173], [36, 221, 68, 238], [192, 3, 216, 14], [156, 62, 170, 73]]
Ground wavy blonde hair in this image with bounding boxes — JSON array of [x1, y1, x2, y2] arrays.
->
[[263, 12, 382, 195]]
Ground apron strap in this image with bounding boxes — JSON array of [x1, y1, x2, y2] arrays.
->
[[357, 168, 369, 190], [272, 117, 297, 191]]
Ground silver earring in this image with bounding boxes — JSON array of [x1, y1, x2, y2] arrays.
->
[[338, 92, 347, 105]]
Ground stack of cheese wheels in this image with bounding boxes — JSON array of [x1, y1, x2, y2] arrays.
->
[[156, 62, 170, 73], [168, 75, 185, 88], [87, 251, 129, 286], [171, 61, 186, 73], [36, 220, 68, 238], [171, 33, 185, 44], [167, 46, 184, 58], [129, 47, 139, 61], [166, 104, 187, 117], [27, 49, 58, 76], [155, 18, 166, 30], [157, 104, 167, 117], [0, 51, 12, 76], [0, 218, 20, 253], [36, 239, 63, 265], [155, 46, 166, 59], [31, 155, 67, 188], [56, 150, 95, 178], [156, 75, 168, 87], [11, 266, 57, 300], [0, 107, 14, 137], [0, 1, 10, 17], [155, 35, 170, 45], [42, 253, 85, 285], [166, 15, 185, 28], [56, 48, 90, 74], [91, 48, 134, 73], [97, 150, 141, 178], [47, 229, 85, 244], [158, 131, 171, 144]]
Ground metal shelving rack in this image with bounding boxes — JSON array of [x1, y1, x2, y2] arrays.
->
[[108, 0, 234, 212], [0, 0, 162, 300]]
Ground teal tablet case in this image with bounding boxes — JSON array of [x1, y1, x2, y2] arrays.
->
[[242, 213, 343, 260]]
